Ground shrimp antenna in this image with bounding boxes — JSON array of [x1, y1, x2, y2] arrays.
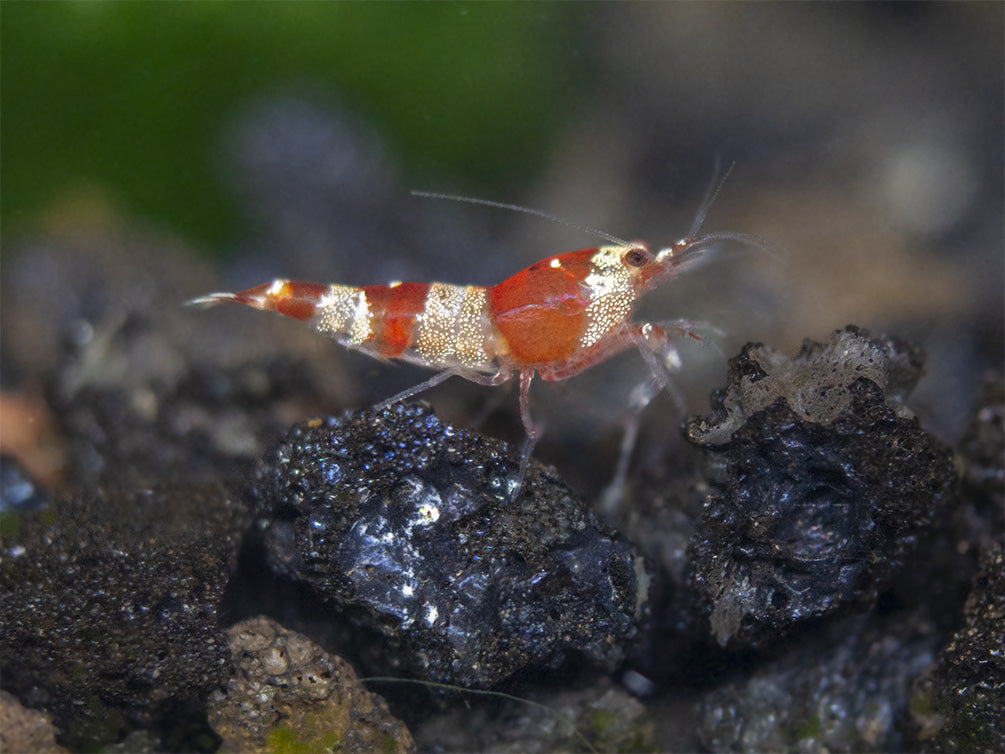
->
[[411, 190, 631, 247], [674, 160, 785, 267], [687, 158, 736, 238]]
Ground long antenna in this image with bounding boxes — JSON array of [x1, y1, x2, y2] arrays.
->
[[411, 190, 631, 247], [687, 159, 736, 238]]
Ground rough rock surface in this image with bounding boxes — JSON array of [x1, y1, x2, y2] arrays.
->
[[910, 543, 1005, 752], [958, 377, 1004, 492], [209, 615, 414, 754], [956, 376, 1005, 547], [413, 674, 654, 753], [684, 327, 957, 646], [696, 613, 938, 753], [254, 402, 650, 688], [0, 482, 247, 750], [687, 325, 927, 447]]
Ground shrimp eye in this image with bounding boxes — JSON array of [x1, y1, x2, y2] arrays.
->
[[622, 246, 651, 268]]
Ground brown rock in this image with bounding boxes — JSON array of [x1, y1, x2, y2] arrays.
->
[[0, 690, 66, 754], [209, 616, 414, 754]]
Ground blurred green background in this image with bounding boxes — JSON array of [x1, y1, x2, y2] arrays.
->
[[2, 2, 583, 250]]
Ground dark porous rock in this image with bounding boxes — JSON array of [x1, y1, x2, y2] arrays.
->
[[884, 373, 1005, 638], [909, 543, 1005, 752], [414, 673, 654, 753], [958, 377, 1004, 496], [51, 346, 331, 491], [695, 613, 939, 753], [685, 326, 957, 647], [612, 447, 714, 678], [209, 615, 414, 754], [0, 481, 249, 751], [1, 229, 354, 493], [956, 376, 1004, 548], [254, 402, 649, 688]]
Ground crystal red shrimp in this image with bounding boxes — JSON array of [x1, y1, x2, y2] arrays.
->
[[189, 224, 751, 497]]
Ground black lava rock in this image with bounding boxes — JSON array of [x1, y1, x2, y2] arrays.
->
[[253, 402, 649, 688], [0, 481, 249, 751], [697, 612, 939, 752], [910, 543, 1005, 752], [684, 327, 957, 647], [957, 376, 1004, 540]]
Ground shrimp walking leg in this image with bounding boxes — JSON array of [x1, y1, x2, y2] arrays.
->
[[511, 370, 541, 501], [629, 324, 686, 415], [597, 373, 664, 517], [630, 318, 724, 409], [191, 188, 757, 507], [374, 366, 513, 411], [599, 319, 723, 512]]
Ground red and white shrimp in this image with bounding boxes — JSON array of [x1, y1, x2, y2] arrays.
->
[[190, 198, 754, 497]]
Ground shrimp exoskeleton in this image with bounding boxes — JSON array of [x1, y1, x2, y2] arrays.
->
[[190, 184, 759, 500]]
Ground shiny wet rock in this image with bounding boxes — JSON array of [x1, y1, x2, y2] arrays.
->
[[254, 402, 649, 688]]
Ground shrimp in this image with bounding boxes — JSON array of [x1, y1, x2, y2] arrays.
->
[[190, 193, 757, 498]]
